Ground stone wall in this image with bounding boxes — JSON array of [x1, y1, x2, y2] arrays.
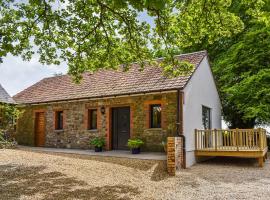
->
[[16, 92, 177, 151]]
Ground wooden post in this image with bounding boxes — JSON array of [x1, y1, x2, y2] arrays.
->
[[214, 129, 217, 151], [236, 128, 239, 151], [195, 129, 197, 150], [259, 128, 263, 150], [258, 157, 264, 167]]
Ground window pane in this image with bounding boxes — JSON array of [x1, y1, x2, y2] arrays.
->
[[56, 111, 63, 130], [202, 106, 211, 129], [89, 109, 97, 129], [151, 105, 161, 128]]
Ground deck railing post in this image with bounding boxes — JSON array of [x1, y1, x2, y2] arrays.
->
[[195, 129, 198, 150], [259, 128, 263, 150], [236, 128, 239, 151], [214, 129, 217, 151]]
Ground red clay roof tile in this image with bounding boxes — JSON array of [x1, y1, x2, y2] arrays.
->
[[13, 51, 207, 104]]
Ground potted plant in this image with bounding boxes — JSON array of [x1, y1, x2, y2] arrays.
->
[[127, 138, 144, 154], [90, 137, 106, 152]]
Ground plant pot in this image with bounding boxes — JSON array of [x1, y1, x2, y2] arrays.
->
[[131, 147, 140, 154], [94, 146, 102, 152]]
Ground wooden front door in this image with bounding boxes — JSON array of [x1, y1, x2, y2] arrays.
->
[[35, 112, 45, 147], [112, 107, 130, 150]]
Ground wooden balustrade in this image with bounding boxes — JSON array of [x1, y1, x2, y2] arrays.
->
[[195, 128, 267, 151], [195, 128, 268, 167]]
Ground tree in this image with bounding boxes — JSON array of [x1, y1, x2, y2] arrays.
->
[[1, 0, 269, 127], [0, 0, 246, 81], [214, 25, 270, 128], [185, 0, 270, 128]]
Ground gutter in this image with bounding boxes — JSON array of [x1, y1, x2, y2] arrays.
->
[[176, 89, 186, 169]]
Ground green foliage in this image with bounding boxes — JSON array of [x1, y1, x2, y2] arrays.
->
[[0, 0, 250, 81], [1, 0, 269, 127], [0, 103, 22, 130], [214, 25, 270, 126], [89, 137, 106, 148], [0, 131, 4, 141], [183, 0, 270, 128], [127, 138, 144, 149]]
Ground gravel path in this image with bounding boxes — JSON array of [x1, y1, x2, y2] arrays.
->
[[0, 149, 270, 200]]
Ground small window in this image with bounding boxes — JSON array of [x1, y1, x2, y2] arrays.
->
[[150, 104, 161, 128], [88, 109, 97, 130], [202, 106, 211, 129], [55, 111, 63, 130]]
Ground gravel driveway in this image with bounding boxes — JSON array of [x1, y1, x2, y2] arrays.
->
[[0, 149, 270, 200]]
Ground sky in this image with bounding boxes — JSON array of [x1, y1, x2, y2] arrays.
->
[[0, 54, 68, 96]]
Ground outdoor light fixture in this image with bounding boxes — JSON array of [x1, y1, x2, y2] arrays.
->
[[100, 106, 106, 114]]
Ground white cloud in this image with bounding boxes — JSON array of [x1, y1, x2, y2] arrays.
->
[[0, 54, 68, 96]]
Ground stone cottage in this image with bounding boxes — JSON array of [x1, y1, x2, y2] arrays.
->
[[13, 50, 221, 167]]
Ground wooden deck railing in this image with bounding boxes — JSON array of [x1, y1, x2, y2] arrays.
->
[[195, 128, 267, 151]]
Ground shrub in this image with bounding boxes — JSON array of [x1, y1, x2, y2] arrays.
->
[[90, 137, 106, 148], [127, 139, 144, 149], [0, 131, 17, 149]]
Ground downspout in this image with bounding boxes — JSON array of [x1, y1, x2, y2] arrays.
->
[[177, 89, 186, 169]]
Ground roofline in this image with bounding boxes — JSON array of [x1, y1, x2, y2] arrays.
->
[[155, 50, 207, 62], [17, 88, 182, 106], [204, 53, 222, 104], [181, 51, 222, 104], [182, 50, 207, 89]]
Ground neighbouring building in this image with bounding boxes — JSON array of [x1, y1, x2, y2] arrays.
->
[[13, 51, 221, 167], [0, 84, 15, 104]]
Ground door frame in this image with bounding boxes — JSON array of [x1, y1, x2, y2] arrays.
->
[[34, 110, 46, 147], [111, 106, 131, 150]]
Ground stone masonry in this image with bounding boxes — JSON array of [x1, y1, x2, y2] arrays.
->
[[16, 92, 178, 152]]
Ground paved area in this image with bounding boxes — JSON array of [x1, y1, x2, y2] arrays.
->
[[1, 148, 270, 200], [18, 145, 166, 160]]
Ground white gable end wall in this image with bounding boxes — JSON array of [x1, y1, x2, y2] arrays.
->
[[183, 56, 221, 167]]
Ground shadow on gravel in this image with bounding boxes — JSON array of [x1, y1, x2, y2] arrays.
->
[[200, 156, 259, 167], [0, 165, 139, 200], [52, 152, 170, 182], [17, 149, 171, 182]]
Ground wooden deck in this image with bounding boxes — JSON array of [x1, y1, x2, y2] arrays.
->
[[195, 129, 268, 167]]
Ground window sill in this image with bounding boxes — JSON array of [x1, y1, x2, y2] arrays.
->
[[146, 128, 163, 131], [87, 129, 98, 132], [54, 129, 64, 133]]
